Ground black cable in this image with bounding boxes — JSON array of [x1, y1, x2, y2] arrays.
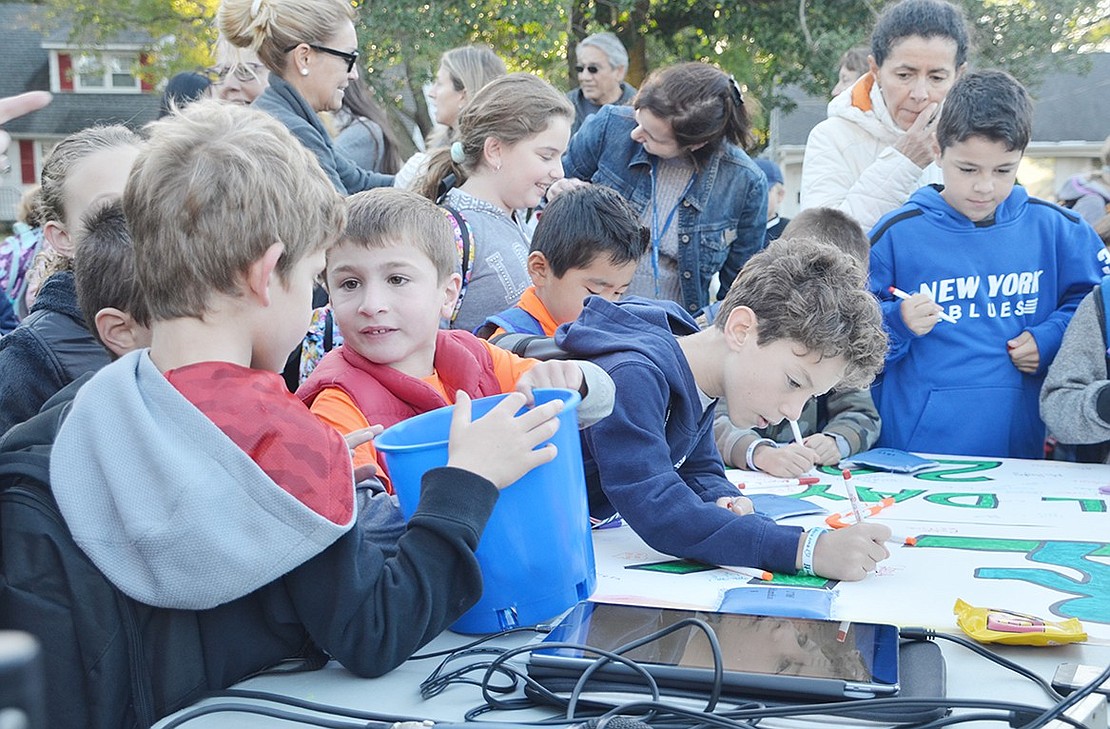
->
[[214, 688, 435, 723], [477, 640, 664, 715], [900, 627, 1065, 702], [1015, 661, 1110, 729], [600, 695, 1080, 726], [411, 626, 540, 661], [415, 621, 1087, 729], [421, 647, 524, 699], [157, 701, 387, 729], [567, 618, 724, 719], [907, 710, 1087, 729]]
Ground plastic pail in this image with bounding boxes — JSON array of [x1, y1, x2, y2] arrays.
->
[[375, 388, 596, 634]]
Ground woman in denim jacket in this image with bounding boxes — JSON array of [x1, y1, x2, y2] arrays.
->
[[553, 62, 767, 315]]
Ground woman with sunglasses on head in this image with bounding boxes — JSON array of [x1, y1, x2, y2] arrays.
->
[[208, 37, 270, 106], [219, 0, 392, 194], [551, 61, 766, 316]]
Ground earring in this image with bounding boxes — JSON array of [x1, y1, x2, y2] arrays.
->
[[300, 68, 309, 76], [495, 163, 502, 172]]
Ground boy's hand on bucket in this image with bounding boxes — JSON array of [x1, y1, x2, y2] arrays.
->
[[515, 361, 584, 404], [447, 391, 563, 489], [343, 426, 383, 483]]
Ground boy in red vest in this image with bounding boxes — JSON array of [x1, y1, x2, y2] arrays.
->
[[299, 188, 613, 480]]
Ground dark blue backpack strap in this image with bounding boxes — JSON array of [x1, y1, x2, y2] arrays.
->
[[473, 306, 545, 339], [439, 204, 473, 325]]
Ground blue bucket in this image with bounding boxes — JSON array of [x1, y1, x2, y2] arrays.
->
[[375, 388, 596, 634]]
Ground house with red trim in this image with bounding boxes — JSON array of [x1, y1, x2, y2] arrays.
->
[[0, 3, 161, 223]]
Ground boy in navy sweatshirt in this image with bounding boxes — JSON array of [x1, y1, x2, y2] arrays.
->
[[869, 70, 1105, 458], [558, 237, 892, 581]]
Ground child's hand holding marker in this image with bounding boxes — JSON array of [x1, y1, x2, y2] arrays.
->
[[788, 467, 892, 582], [750, 419, 819, 478], [803, 523, 891, 582], [889, 286, 957, 335], [752, 442, 819, 477]]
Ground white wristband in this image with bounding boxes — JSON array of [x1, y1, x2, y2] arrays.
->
[[745, 438, 777, 471], [800, 527, 827, 577]]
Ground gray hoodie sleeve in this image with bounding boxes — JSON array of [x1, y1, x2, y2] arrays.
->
[[576, 360, 615, 428], [1040, 289, 1110, 445]]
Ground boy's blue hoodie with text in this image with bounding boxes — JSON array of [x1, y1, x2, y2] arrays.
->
[[869, 184, 1105, 458], [555, 296, 803, 573]]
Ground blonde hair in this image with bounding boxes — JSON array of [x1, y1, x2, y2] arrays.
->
[[427, 45, 507, 148], [35, 125, 142, 281], [440, 45, 506, 103], [39, 125, 141, 232], [124, 99, 345, 320], [218, 0, 356, 77], [416, 73, 573, 201], [17, 185, 42, 227], [339, 188, 456, 282]]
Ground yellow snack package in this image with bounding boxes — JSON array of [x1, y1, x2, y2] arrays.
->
[[954, 598, 1087, 646]]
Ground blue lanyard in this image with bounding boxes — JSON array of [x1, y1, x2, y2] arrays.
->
[[649, 161, 697, 297]]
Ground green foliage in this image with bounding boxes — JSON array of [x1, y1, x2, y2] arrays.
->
[[356, 0, 570, 134], [41, 0, 218, 82], [39, 0, 1110, 143]]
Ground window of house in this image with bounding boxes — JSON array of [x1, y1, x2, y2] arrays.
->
[[73, 53, 140, 92]]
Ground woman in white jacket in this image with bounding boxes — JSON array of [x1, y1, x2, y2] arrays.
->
[[800, 0, 969, 231]]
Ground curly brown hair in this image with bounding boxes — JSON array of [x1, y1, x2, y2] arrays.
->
[[715, 237, 887, 389]]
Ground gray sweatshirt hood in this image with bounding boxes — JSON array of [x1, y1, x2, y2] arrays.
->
[[51, 350, 354, 610]]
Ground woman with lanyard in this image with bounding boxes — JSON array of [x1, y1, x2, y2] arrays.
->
[[551, 61, 766, 315]]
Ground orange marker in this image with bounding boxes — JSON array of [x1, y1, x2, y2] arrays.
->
[[825, 497, 896, 528], [721, 565, 774, 581]]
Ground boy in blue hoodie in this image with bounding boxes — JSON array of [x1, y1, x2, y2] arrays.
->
[[869, 70, 1105, 459], [557, 237, 892, 581]]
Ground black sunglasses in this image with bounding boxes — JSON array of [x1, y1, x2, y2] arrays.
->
[[284, 43, 359, 73], [575, 64, 605, 75]]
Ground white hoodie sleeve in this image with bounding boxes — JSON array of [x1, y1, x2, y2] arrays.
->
[[800, 117, 932, 231]]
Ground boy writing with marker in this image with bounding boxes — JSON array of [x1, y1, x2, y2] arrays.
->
[[558, 237, 892, 580], [869, 70, 1104, 458], [475, 184, 647, 339], [711, 208, 881, 476], [299, 187, 614, 480], [28, 101, 568, 723]]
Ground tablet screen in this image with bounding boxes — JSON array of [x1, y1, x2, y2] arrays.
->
[[538, 602, 899, 687]]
